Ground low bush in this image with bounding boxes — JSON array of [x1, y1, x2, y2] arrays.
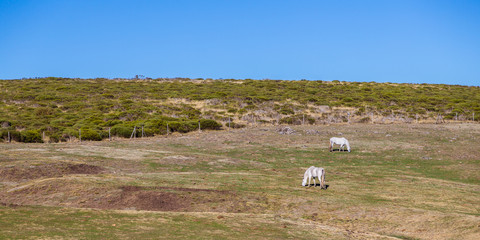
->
[[21, 130, 43, 143], [0, 130, 21, 142], [111, 125, 134, 138], [199, 119, 222, 130], [79, 128, 102, 141], [358, 117, 371, 123], [0, 129, 43, 143], [168, 121, 198, 133]]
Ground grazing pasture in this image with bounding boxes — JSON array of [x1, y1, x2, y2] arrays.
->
[[1, 124, 479, 239]]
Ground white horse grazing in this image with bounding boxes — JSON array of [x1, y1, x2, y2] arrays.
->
[[329, 137, 351, 152], [302, 166, 326, 188]]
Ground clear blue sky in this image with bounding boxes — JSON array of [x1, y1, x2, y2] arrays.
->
[[1, 0, 479, 86]]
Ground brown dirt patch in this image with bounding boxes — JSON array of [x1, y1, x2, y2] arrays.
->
[[99, 186, 190, 211], [89, 185, 262, 212], [0, 162, 105, 182], [1, 180, 266, 213]]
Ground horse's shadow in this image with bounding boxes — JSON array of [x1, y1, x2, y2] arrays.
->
[[330, 149, 347, 152], [307, 184, 329, 189]]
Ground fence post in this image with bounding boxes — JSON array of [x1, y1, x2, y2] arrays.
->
[[166, 123, 169, 135], [198, 121, 201, 132], [437, 114, 444, 124], [109, 127, 111, 141], [8, 131, 10, 143], [43, 131, 45, 143], [130, 126, 136, 139], [142, 126, 144, 138]]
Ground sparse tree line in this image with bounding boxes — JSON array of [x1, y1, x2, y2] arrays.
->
[[0, 77, 479, 143]]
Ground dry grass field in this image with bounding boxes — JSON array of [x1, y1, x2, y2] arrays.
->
[[1, 123, 479, 239]]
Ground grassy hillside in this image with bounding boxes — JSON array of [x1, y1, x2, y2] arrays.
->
[[1, 77, 479, 142], [1, 124, 479, 239]]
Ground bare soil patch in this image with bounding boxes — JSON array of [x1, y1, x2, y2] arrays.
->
[[1, 179, 265, 213], [0, 162, 105, 182], [99, 186, 190, 211], [97, 185, 264, 212]]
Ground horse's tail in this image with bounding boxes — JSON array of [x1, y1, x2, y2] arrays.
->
[[329, 140, 332, 152]]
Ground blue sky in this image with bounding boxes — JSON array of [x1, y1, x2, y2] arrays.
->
[[1, 0, 479, 86]]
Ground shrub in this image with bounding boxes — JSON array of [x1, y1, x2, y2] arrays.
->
[[279, 117, 296, 125], [111, 125, 134, 138], [144, 120, 166, 134], [1, 120, 11, 128], [238, 108, 248, 114], [277, 106, 294, 115], [180, 108, 201, 119], [48, 133, 62, 142], [0, 130, 21, 142], [79, 128, 102, 141], [21, 130, 43, 143], [168, 121, 197, 133], [140, 127, 155, 137], [358, 117, 371, 123], [307, 117, 316, 124], [199, 119, 222, 130], [102, 93, 115, 99], [34, 107, 55, 116], [105, 120, 123, 127]]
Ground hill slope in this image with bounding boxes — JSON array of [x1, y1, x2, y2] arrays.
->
[[1, 77, 479, 142]]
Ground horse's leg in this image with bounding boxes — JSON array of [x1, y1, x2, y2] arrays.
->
[[323, 171, 326, 189], [313, 177, 316, 187], [321, 171, 325, 189]]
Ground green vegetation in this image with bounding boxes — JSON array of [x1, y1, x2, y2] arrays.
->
[[1, 77, 479, 142]]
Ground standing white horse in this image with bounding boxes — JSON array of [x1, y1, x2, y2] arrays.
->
[[329, 137, 351, 152], [302, 166, 326, 188]]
